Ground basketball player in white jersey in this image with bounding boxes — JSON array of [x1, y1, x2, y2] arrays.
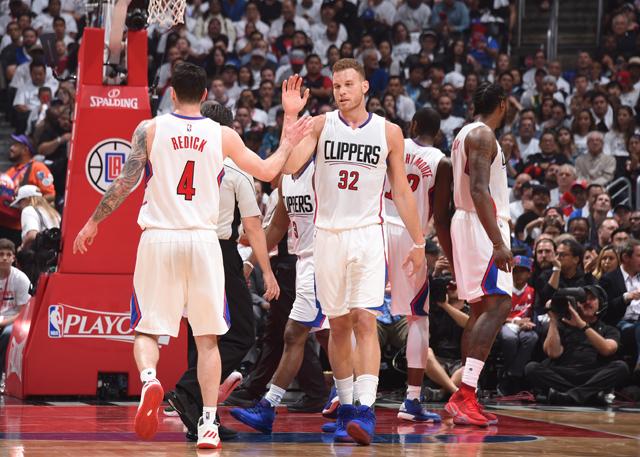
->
[[445, 82, 513, 427], [230, 158, 332, 433], [384, 108, 452, 423], [281, 66, 425, 445], [73, 62, 312, 449]]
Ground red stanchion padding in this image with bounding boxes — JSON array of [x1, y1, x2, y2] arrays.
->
[[5, 28, 188, 398], [5, 273, 187, 398]]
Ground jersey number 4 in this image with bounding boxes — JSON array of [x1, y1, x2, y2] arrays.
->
[[337, 170, 359, 190], [177, 160, 196, 200]]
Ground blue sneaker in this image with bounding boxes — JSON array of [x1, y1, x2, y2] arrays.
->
[[346, 405, 376, 445], [322, 386, 339, 419], [397, 399, 442, 422], [321, 421, 337, 433], [230, 398, 275, 434], [333, 404, 356, 442]]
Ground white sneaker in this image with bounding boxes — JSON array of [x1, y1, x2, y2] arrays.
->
[[197, 417, 221, 449], [218, 371, 243, 404], [134, 379, 164, 440]]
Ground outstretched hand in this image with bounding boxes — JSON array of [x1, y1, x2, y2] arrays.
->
[[281, 74, 309, 116]]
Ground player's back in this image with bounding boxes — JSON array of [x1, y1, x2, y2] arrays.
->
[[314, 110, 388, 230], [282, 161, 315, 257], [384, 138, 444, 233], [451, 121, 509, 220], [138, 113, 224, 230]]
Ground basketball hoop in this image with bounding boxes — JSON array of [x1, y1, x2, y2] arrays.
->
[[147, 0, 186, 27]]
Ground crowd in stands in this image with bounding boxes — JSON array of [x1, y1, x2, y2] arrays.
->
[[2, 0, 640, 404]]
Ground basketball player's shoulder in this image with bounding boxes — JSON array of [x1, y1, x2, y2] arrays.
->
[[465, 123, 495, 154], [312, 113, 327, 133]]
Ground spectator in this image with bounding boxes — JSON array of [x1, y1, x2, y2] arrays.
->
[[611, 227, 630, 248], [32, 0, 77, 38], [10, 184, 60, 250], [600, 239, 640, 327], [557, 126, 577, 161], [604, 105, 638, 176], [568, 217, 591, 247], [385, 75, 414, 123], [393, 0, 431, 35], [436, 95, 464, 152], [430, 0, 470, 37], [509, 174, 532, 220], [552, 164, 576, 207], [588, 245, 619, 281], [566, 180, 589, 219], [12, 60, 56, 134], [575, 131, 616, 186], [571, 108, 596, 156], [515, 185, 550, 241], [523, 130, 570, 181], [222, 0, 247, 22], [533, 237, 556, 285], [497, 256, 538, 395], [390, 22, 419, 65], [535, 239, 595, 317], [523, 49, 547, 91], [591, 92, 613, 133], [0, 21, 21, 81], [614, 203, 632, 230], [302, 54, 332, 109], [596, 217, 619, 250], [503, 132, 524, 179], [588, 193, 613, 244], [268, 0, 309, 43], [0, 238, 31, 384], [516, 117, 539, 161], [362, 49, 389, 98], [525, 285, 628, 405]]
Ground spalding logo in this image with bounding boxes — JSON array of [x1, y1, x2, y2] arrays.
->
[[89, 88, 139, 109], [85, 138, 142, 194], [47, 303, 170, 345]]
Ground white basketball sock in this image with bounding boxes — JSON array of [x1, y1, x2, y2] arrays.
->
[[140, 368, 156, 383], [264, 384, 286, 407], [355, 374, 378, 407], [202, 406, 217, 425], [461, 358, 485, 389], [406, 385, 421, 401], [334, 376, 354, 405]]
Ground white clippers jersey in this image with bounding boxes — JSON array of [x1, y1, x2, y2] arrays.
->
[[314, 111, 388, 230], [138, 113, 224, 230], [281, 161, 315, 257], [451, 121, 510, 221], [384, 138, 444, 233]]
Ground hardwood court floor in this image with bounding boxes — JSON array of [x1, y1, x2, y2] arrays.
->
[[1, 396, 639, 456]]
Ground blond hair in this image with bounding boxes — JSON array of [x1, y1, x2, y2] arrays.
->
[[332, 58, 366, 80], [25, 195, 61, 227]]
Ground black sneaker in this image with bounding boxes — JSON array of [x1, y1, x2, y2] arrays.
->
[[166, 389, 199, 433], [225, 388, 260, 407], [185, 418, 238, 442], [287, 395, 326, 413]]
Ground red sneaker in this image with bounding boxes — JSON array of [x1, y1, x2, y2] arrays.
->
[[135, 379, 164, 439], [444, 390, 489, 427], [478, 404, 498, 425]]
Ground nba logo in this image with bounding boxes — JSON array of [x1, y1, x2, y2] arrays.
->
[[48, 305, 64, 338], [105, 153, 125, 183]]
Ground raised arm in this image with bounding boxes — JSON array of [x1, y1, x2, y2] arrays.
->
[[248, 179, 290, 264], [73, 119, 153, 254], [432, 158, 454, 271], [223, 115, 313, 182], [466, 125, 513, 272], [386, 122, 425, 276], [280, 75, 323, 174]]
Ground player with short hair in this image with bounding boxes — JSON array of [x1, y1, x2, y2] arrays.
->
[[445, 82, 513, 426], [280, 62, 426, 445], [384, 107, 452, 423], [73, 62, 312, 449]]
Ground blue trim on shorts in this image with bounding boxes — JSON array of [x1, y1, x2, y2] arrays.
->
[[296, 280, 326, 328], [481, 256, 509, 296], [223, 292, 231, 327], [410, 277, 430, 316], [130, 291, 141, 330]]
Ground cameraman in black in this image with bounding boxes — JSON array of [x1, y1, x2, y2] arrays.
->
[[525, 285, 629, 405]]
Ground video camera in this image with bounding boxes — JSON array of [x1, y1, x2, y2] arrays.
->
[[430, 275, 454, 305], [550, 287, 586, 320]]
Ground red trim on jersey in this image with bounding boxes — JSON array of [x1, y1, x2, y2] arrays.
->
[[378, 175, 386, 224], [217, 168, 225, 187], [312, 167, 318, 225]]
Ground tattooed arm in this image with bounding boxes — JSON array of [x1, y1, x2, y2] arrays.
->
[[73, 120, 153, 254]]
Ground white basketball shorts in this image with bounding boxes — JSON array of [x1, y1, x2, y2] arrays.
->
[[386, 222, 429, 316], [131, 229, 229, 337], [314, 224, 386, 318], [288, 255, 329, 332], [451, 210, 513, 303]]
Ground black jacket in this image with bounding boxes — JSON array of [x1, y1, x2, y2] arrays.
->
[[599, 267, 629, 326]]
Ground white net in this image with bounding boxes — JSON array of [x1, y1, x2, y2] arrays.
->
[[147, 0, 186, 27]]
